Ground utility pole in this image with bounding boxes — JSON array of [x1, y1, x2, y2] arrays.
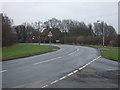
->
[[101, 22, 105, 47], [97, 20, 105, 47]]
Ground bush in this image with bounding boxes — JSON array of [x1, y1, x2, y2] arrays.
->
[[108, 35, 119, 47]]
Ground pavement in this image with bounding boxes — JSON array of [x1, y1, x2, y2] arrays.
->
[[2, 43, 119, 88]]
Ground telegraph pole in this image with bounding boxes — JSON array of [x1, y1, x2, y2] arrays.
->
[[97, 20, 105, 47], [102, 22, 105, 47]]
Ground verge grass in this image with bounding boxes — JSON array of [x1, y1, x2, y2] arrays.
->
[[2, 44, 54, 60], [85, 45, 119, 61]]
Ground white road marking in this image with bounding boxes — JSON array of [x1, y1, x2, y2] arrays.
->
[[67, 72, 74, 76], [107, 69, 116, 71], [73, 70, 78, 73], [33, 57, 62, 65], [0, 70, 7, 73], [41, 56, 101, 88], [68, 52, 75, 55], [41, 85, 49, 88], [50, 80, 59, 84], [59, 76, 67, 80], [68, 48, 79, 56], [77, 49, 79, 51]]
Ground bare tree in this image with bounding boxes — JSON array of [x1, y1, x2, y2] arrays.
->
[[2, 14, 17, 46]]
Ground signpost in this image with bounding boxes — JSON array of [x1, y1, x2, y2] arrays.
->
[[48, 31, 53, 44]]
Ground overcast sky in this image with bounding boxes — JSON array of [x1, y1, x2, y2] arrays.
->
[[1, 2, 118, 33]]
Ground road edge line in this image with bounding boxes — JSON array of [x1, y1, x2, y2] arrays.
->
[[41, 56, 101, 88]]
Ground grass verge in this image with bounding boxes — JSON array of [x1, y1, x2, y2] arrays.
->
[[2, 44, 55, 61], [0, 48, 1, 60], [84, 45, 119, 61]]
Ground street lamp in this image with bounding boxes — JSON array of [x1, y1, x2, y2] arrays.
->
[[97, 20, 105, 47]]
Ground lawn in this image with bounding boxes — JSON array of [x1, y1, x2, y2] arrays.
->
[[86, 45, 119, 61], [2, 44, 54, 60], [0, 48, 1, 60]]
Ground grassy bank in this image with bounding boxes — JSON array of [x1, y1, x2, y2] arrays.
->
[[2, 44, 55, 60], [0, 48, 1, 60], [85, 45, 119, 61]]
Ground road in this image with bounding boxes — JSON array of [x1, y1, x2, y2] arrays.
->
[[2, 44, 118, 88]]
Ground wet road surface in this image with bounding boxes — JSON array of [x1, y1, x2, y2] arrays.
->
[[2, 43, 118, 88]]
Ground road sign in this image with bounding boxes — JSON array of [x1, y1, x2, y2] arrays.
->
[[48, 31, 52, 44], [56, 40, 60, 43], [48, 31, 53, 37]]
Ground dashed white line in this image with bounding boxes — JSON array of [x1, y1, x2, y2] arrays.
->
[[73, 70, 78, 73], [34, 48, 79, 64], [68, 52, 75, 55], [41, 85, 49, 88], [0, 70, 7, 73], [50, 80, 59, 84], [41, 56, 101, 88], [78, 56, 101, 71], [68, 48, 79, 56], [67, 72, 74, 76], [77, 49, 79, 51], [33, 57, 62, 65], [59, 76, 67, 80]]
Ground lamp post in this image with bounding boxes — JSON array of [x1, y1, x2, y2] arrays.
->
[[97, 20, 105, 47]]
